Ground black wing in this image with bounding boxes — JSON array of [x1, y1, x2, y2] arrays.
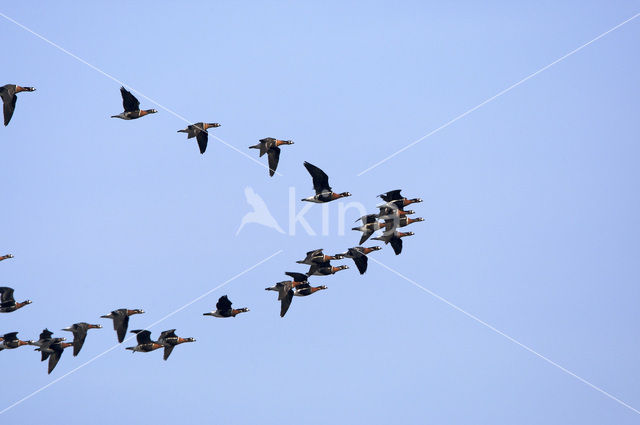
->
[[257, 138, 275, 156], [1, 89, 17, 126], [72, 328, 88, 356], [389, 199, 405, 211], [280, 289, 294, 317], [114, 314, 130, 343], [159, 329, 177, 341], [307, 260, 329, 276], [379, 190, 403, 202], [390, 236, 403, 255], [351, 254, 368, 274], [39, 329, 54, 340], [0, 287, 15, 303], [119, 87, 140, 112], [363, 214, 378, 224], [303, 161, 331, 194], [196, 130, 208, 154], [3, 332, 18, 341], [131, 330, 152, 345], [271, 282, 291, 301], [359, 229, 374, 245], [216, 295, 232, 311], [285, 272, 308, 283], [163, 345, 175, 361], [48, 346, 64, 374], [267, 146, 281, 177]]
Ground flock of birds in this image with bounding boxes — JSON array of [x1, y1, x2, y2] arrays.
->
[[1, 82, 425, 374]]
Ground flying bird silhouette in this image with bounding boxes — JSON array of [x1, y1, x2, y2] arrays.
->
[[236, 187, 284, 235]]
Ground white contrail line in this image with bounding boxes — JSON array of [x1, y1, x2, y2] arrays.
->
[[0, 250, 282, 415], [357, 12, 640, 176], [0, 11, 282, 176], [370, 257, 640, 415]]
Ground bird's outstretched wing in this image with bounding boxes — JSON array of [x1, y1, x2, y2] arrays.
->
[[217, 295, 232, 311], [303, 161, 331, 194], [390, 237, 403, 255], [1, 87, 17, 126], [119, 87, 140, 112], [280, 289, 293, 317], [196, 130, 209, 154], [48, 348, 63, 374], [72, 330, 88, 356], [359, 229, 374, 245], [379, 190, 403, 202], [163, 345, 175, 361], [285, 272, 308, 283], [267, 146, 281, 177], [132, 329, 153, 344], [114, 314, 130, 343], [352, 254, 368, 274], [39, 329, 54, 340], [0, 287, 15, 303]]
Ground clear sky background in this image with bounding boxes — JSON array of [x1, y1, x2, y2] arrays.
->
[[1, 1, 639, 424]]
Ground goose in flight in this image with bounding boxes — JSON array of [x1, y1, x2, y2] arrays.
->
[[111, 86, 157, 120], [249, 137, 294, 176], [177, 122, 220, 154], [1, 84, 35, 126], [0, 287, 31, 313], [101, 308, 145, 343], [301, 161, 351, 203], [61, 322, 103, 356], [203, 295, 249, 318]]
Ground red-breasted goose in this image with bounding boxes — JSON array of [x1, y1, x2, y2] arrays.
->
[[377, 189, 422, 211], [296, 249, 340, 265], [178, 122, 220, 154], [249, 138, 294, 176], [1, 84, 35, 126], [32, 329, 66, 362], [157, 329, 195, 360], [334, 246, 382, 274], [307, 260, 348, 276], [61, 322, 102, 356], [293, 283, 328, 297], [111, 87, 157, 120], [352, 214, 386, 245], [203, 295, 249, 318], [301, 161, 351, 203], [372, 231, 414, 255], [46, 341, 74, 374], [0, 287, 31, 313], [101, 309, 144, 343], [0, 332, 33, 351], [126, 330, 163, 353]]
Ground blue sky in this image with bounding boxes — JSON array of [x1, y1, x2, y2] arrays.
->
[[1, 1, 639, 424]]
